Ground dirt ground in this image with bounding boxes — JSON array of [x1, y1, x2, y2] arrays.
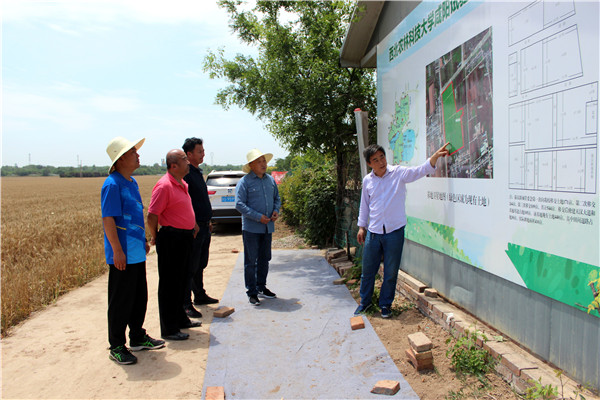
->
[[2, 220, 519, 399], [360, 298, 519, 400]]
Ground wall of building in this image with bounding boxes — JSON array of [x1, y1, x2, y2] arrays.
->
[[402, 239, 600, 390]]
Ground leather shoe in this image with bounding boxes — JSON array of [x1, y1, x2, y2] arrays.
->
[[193, 295, 219, 305], [181, 320, 202, 328], [185, 306, 202, 319], [162, 332, 189, 341], [194, 295, 219, 306]]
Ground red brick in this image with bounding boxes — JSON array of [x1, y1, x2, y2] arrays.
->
[[407, 332, 432, 352], [500, 352, 537, 377], [338, 265, 352, 277], [406, 347, 433, 361], [330, 255, 349, 264], [213, 307, 235, 318], [371, 380, 400, 395], [350, 316, 365, 330], [205, 386, 225, 400], [424, 288, 438, 298], [346, 279, 358, 285], [333, 278, 345, 285], [513, 375, 530, 395], [453, 320, 468, 336], [398, 270, 427, 292], [484, 341, 513, 360], [405, 349, 434, 371], [495, 362, 514, 382]]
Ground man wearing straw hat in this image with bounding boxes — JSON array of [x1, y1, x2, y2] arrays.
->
[[101, 137, 165, 365], [235, 149, 281, 306]]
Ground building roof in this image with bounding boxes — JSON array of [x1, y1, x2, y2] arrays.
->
[[340, 1, 421, 68]]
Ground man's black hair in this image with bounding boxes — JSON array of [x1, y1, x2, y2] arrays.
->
[[363, 144, 385, 164], [182, 137, 204, 154]]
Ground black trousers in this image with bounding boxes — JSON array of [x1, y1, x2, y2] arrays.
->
[[156, 227, 193, 337], [185, 225, 211, 307], [107, 261, 147, 348]]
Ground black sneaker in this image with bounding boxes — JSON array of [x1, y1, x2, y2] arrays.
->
[[381, 306, 392, 319], [249, 295, 261, 306], [109, 345, 137, 365], [185, 306, 203, 319], [354, 303, 373, 316], [258, 288, 276, 298], [129, 335, 166, 351]]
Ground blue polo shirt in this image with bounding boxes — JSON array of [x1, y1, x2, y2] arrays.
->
[[101, 172, 146, 264], [235, 171, 281, 234]]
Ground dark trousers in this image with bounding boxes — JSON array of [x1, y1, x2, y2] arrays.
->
[[242, 230, 272, 296], [359, 226, 405, 308], [107, 261, 147, 348], [156, 227, 193, 336], [184, 225, 211, 307]]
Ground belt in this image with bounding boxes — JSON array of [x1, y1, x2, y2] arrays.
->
[[160, 226, 194, 234]]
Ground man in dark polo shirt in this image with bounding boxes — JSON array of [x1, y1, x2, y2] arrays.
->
[[147, 149, 201, 341], [182, 137, 218, 319]]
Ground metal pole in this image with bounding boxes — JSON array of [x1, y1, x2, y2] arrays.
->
[[354, 108, 369, 179]]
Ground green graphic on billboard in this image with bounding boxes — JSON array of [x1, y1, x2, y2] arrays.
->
[[506, 243, 600, 318]]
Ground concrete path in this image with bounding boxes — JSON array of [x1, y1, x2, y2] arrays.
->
[[202, 250, 418, 399]]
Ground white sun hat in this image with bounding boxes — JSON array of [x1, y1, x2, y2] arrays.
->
[[106, 136, 145, 173], [242, 148, 273, 173]]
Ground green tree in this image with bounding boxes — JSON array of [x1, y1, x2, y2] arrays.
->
[[203, 0, 376, 211]]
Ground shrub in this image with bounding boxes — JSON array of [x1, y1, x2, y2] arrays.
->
[[279, 156, 336, 247], [446, 329, 494, 377]]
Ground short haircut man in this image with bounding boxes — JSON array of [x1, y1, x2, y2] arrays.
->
[[355, 142, 449, 318], [147, 149, 201, 341], [182, 137, 218, 320]]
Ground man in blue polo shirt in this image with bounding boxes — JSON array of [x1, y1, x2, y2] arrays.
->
[[235, 149, 281, 306], [101, 137, 164, 365]]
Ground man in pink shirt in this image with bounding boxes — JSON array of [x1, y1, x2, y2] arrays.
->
[[355, 142, 449, 318], [148, 149, 201, 341]]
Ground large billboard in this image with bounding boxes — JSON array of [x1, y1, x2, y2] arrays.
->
[[377, 0, 599, 317]]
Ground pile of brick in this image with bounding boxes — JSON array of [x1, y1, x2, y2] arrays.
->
[[405, 332, 434, 371], [325, 248, 354, 280]]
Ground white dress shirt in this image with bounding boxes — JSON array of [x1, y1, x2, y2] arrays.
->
[[357, 160, 435, 234]]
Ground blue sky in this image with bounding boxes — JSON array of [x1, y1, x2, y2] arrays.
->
[[2, 0, 289, 167]]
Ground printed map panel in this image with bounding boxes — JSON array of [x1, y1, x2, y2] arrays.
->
[[426, 27, 494, 179]]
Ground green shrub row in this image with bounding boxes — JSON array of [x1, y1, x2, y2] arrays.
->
[[279, 158, 336, 247]]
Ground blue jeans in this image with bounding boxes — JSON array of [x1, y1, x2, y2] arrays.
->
[[242, 230, 272, 296], [359, 226, 405, 308]]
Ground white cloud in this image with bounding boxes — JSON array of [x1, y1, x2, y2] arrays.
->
[[47, 23, 81, 36], [89, 95, 143, 112], [3, 0, 225, 25], [3, 88, 95, 132]]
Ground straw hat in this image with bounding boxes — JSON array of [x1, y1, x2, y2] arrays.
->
[[243, 149, 273, 173], [106, 137, 145, 173]]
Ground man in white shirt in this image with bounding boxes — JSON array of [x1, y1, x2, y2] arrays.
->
[[355, 142, 449, 318]]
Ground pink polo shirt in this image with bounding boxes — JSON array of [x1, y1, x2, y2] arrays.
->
[[148, 172, 196, 230]]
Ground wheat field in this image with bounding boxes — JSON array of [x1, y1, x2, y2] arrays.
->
[[1, 175, 160, 336]]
